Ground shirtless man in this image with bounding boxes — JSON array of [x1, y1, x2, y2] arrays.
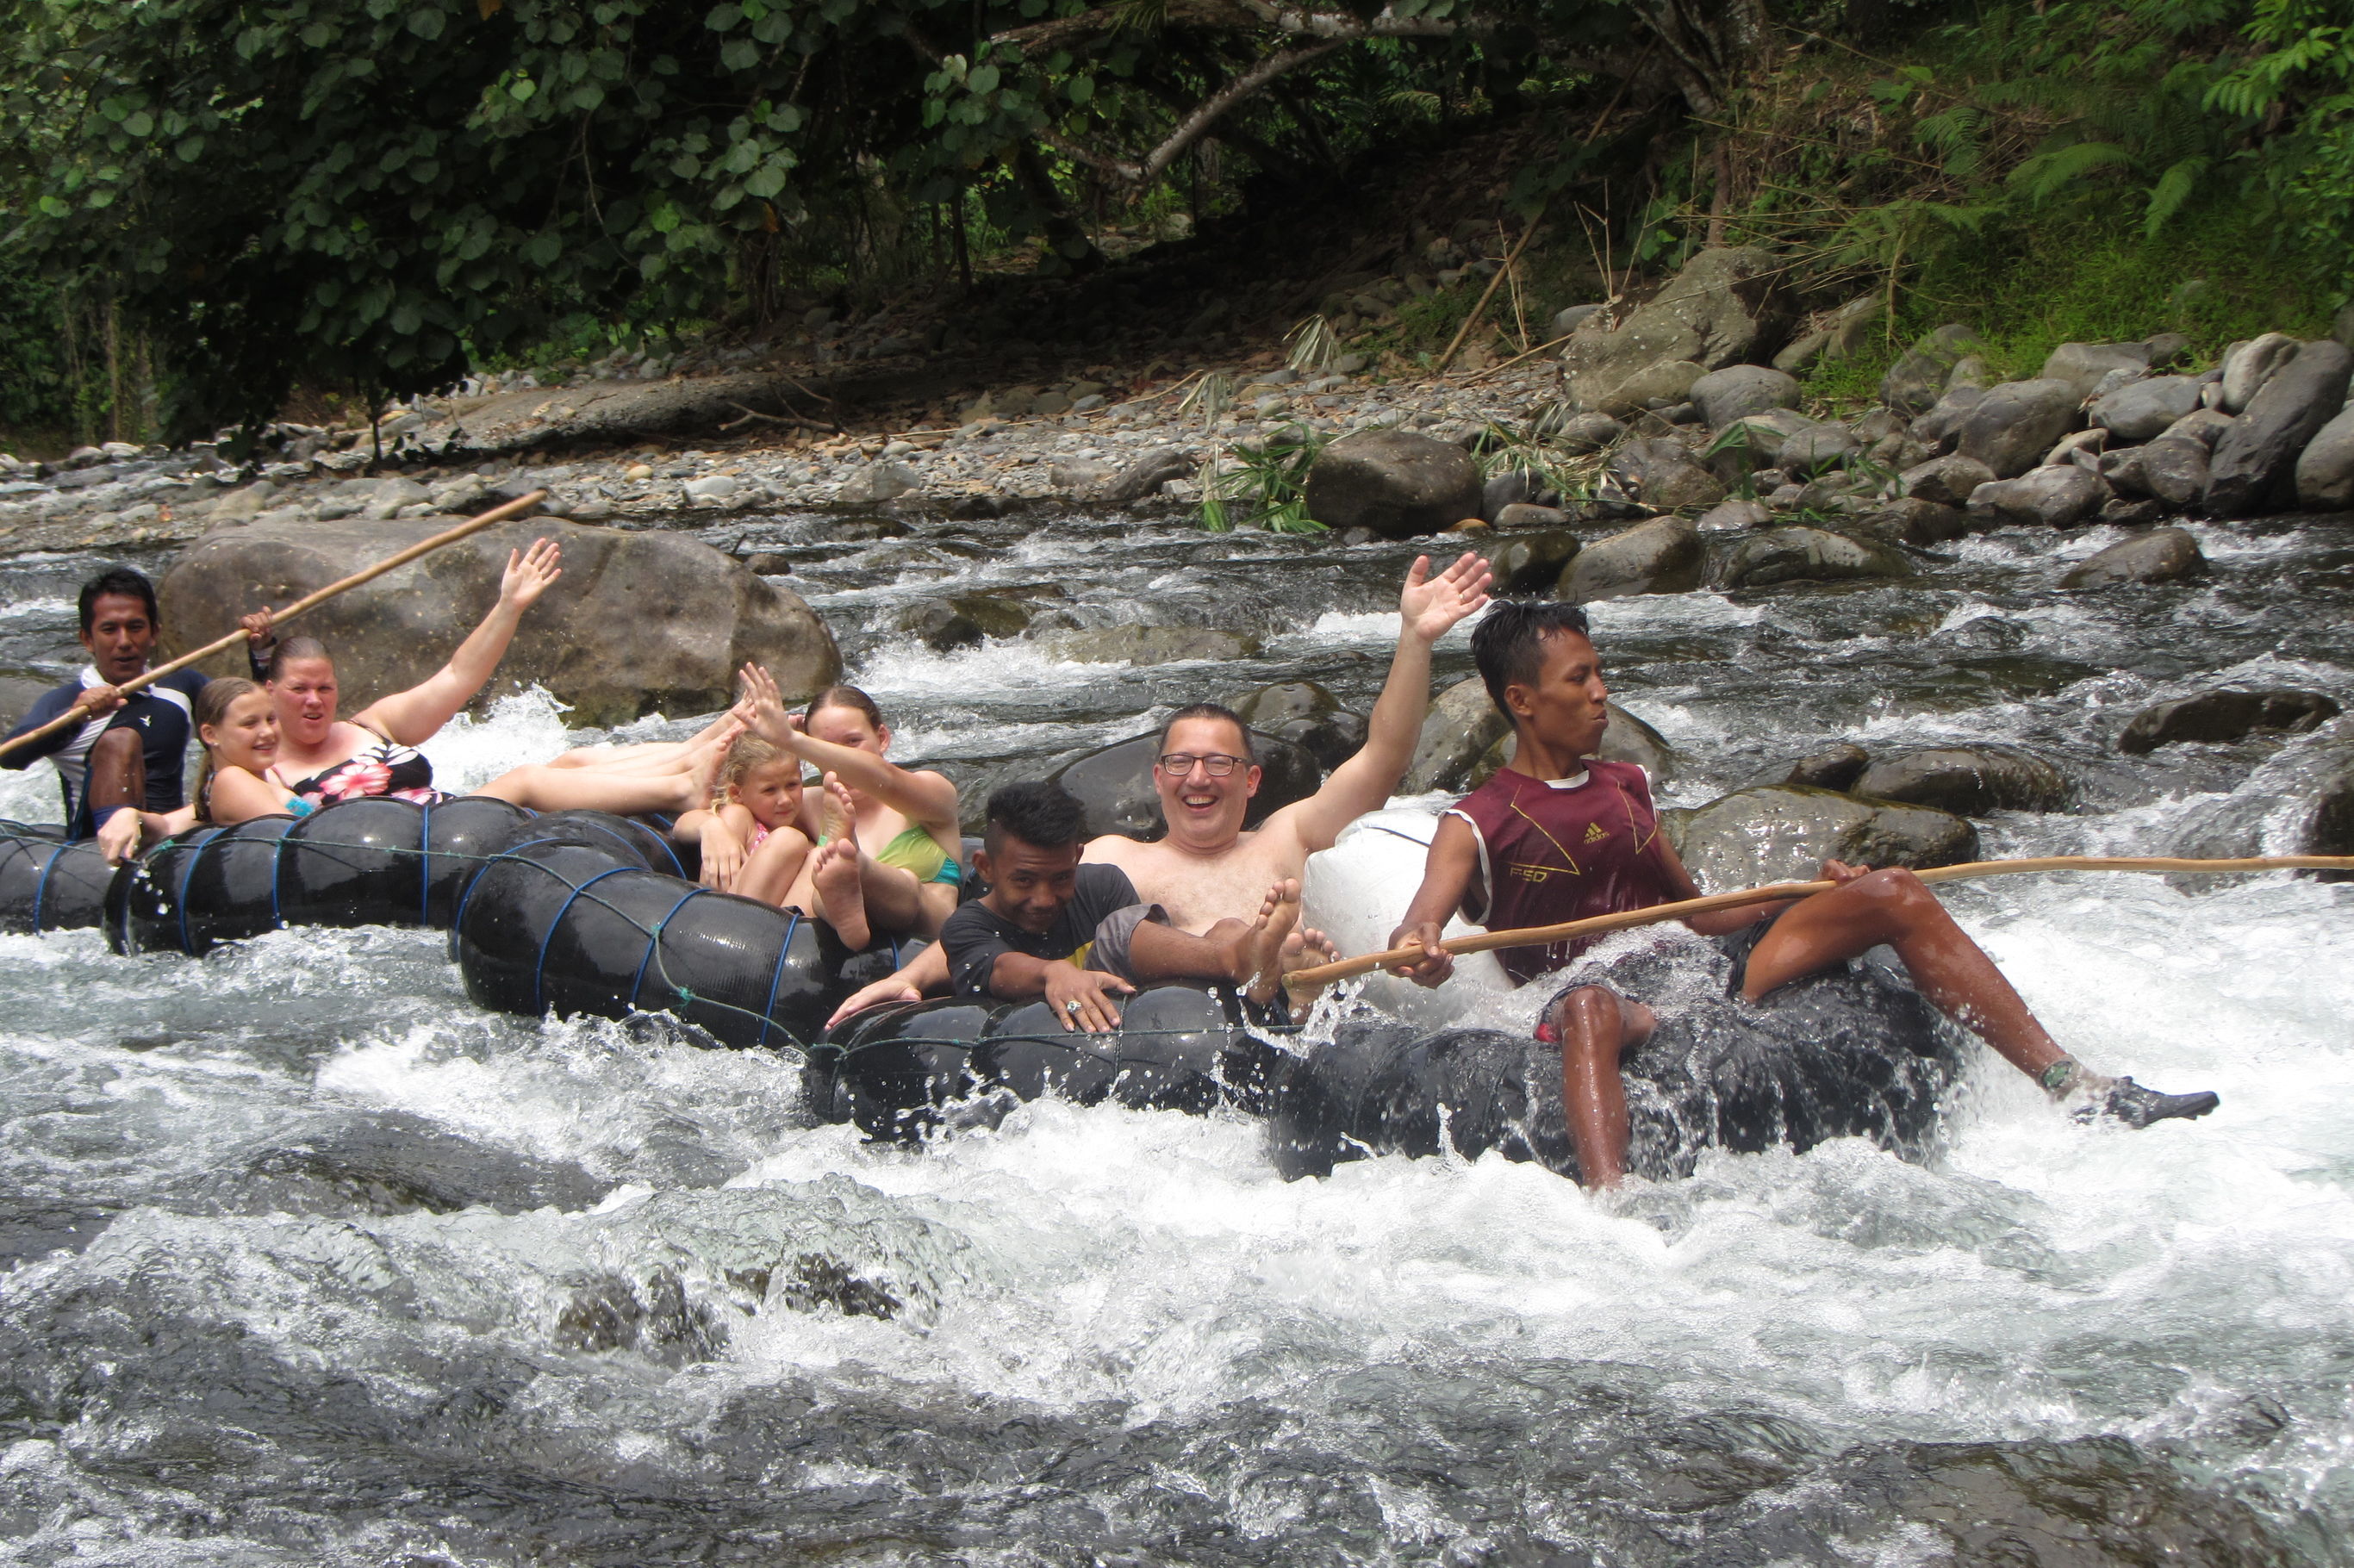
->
[[826, 550, 1494, 1027]]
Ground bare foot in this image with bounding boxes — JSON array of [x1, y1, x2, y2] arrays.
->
[[812, 837, 871, 949], [674, 725, 733, 812], [1275, 924, 1342, 1005], [1236, 879, 1304, 1004]]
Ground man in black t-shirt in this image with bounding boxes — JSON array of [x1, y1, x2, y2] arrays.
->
[[940, 781, 1335, 1033]]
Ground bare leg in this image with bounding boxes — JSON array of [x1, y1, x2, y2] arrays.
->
[[472, 738, 724, 817], [858, 857, 925, 931], [1124, 879, 1305, 1003], [1546, 985, 1657, 1189], [84, 728, 145, 824], [807, 839, 872, 948], [737, 825, 814, 906]]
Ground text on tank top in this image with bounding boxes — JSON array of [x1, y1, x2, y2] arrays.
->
[[1442, 759, 1672, 986]]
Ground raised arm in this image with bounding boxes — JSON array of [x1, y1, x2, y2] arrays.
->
[[352, 539, 563, 745], [736, 663, 959, 833], [1384, 811, 1483, 986], [1264, 552, 1491, 857]]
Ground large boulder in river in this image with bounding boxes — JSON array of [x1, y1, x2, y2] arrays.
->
[[1046, 730, 1321, 842], [1561, 247, 1793, 414], [160, 516, 840, 726], [1302, 429, 1482, 538], [2100, 438, 2209, 509], [1851, 497, 1972, 547], [1897, 453, 1995, 507], [1558, 518, 1703, 604], [2294, 406, 2354, 510], [1853, 746, 2072, 816], [1965, 465, 2108, 529], [2118, 688, 2342, 753], [2090, 375, 2203, 442], [1716, 526, 1914, 590], [1230, 681, 1367, 770], [1957, 379, 2083, 479], [1689, 364, 1799, 428], [1665, 785, 1977, 892], [2059, 527, 2208, 588], [1606, 439, 1725, 511], [2204, 339, 2354, 515], [1485, 529, 1582, 594], [1047, 626, 1262, 664]]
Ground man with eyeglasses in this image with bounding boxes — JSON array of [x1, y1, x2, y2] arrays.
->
[[828, 551, 1492, 1028]]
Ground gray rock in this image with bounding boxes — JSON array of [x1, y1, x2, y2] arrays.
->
[[2090, 375, 2203, 443], [1468, 703, 1678, 790], [1558, 517, 1705, 604], [1757, 743, 1870, 791], [1852, 497, 1973, 546], [1049, 457, 1116, 491], [1485, 529, 1583, 594], [1695, 497, 1772, 532], [1532, 408, 1625, 454], [2158, 408, 2236, 451], [1957, 379, 2083, 479], [741, 551, 793, 576], [1664, 785, 1977, 892], [2205, 340, 2354, 515], [838, 460, 921, 505], [1897, 454, 1996, 507], [1481, 468, 1538, 521], [1047, 626, 1263, 664], [1551, 303, 1604, 338], [1946, 354, 1994, 392], [2294, 406, 2354, 510], [2100, 438, 2209, 509], [895, 599, 985, 652], [1773, 293, 1882, 373], [1609, 438, 1725, 511], [1690, 365, 1801, 429], [2118, 688, 2342, 754], [1717, 526, 1915, 590], [1302, 429, 1483, 538], [1403, 676, 1511, 794], [159, 516, 838, 727], [1853, 746, 2072, 816], [682, 474, 744, 504], [2336, 302, 2354, 350], [1048, 730, 1320, 842], [1910, 384, 1987, 454], [1708, 408, 1816, 471], [1492, 502, 1574, 531], [1230, 681, 1367, 770], [2220, 333, 2299, 413], [2058, 526, 2208, 588], [1965, 465, 2108, 529], [0, 675, 53, 732], [1101, 445, 1198, 504], [1604, 359, 1707, 415], [2040, 341, 2152, 399], [364, 477, 432, 519], [1777, 420, 1862, 479], [1561, 248, 1793, 413], [1881, 324, 1990, 415]]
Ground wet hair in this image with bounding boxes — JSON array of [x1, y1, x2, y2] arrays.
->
[[713, 733, 796, 812], [804, 685, 885, 732], [982, 780, 1086, 856], [79, 568, 158, 635], [1156, 702, 1255, 764], [265, 637, 333, 682], [191, 677, 265, 822], [1469, 600, 1593, 717]]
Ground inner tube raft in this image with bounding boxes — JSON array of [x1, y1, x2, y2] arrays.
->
[[0, 822, 111, 936], [1267, 934, 1968, 1184], [810, 983, 1292, 1140]]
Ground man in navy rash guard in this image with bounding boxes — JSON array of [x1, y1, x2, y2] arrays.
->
[[2, 568, 214, 838]]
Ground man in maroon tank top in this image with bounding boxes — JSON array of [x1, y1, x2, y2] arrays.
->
[[1387, 600, 2218, 1189]]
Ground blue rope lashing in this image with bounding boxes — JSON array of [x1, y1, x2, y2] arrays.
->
[[532, 866, 634, 1016], [268, 823, 291, 930], [416, 801, 433, 925], [628, 886, 706, 1011], [173, 829, 223, 955], [29, 843, 59, 935], [755, 910, 800, 1048], [452, 836, 566, 937]]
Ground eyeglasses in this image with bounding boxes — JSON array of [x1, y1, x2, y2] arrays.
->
[[1155, 752, 1245, 776]]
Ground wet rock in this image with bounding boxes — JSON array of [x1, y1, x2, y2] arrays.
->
[[1689, 364, 1800, 428], [1480, 468, 1550, 521], [1910, 383, 1987, 454], [0, 675, 52, 732], [1230, 681, 1367, 770], [2220, 332, 2299, 413], [1608, 438, 1725, 511], [1302, 428, 1483, 538], [838, 460, 921, 505], [1854, 745, 2072, 816], [1882, 323, 1990, 414], [1966, 465, 2108, 529], [740, 551, 793, 576], [1485, 529, 1583, 594], [1716, 526, 1915, 590], [896, 599, 983, 651], [2044, 426, 2109, 470], [1898, 453, 1996, 507], [2059, 526, 2208, 588], [1757, 742, 1870, 791], [2294, 406, 2354, 510], [2091, 375, 2204, 442], [1665, 785, 1977, 890], [1958, 379, 2083, 479], [1558, 517, 1704, 604], [823, 515, 911, 542], [1404, 675, 1510, 793], [1101, 445, 1197, 504], [1561, 247, 1793, 412], [2205, 340, 2354, 515], [2118, 688, 2343, 753], [1491, 501, 1574, 531], [2161, 406, 2237, 450], [2102, 438, 2210, 509], [1465, 702, 1678, 791], [2042, 339, 2154, 398], [1852, 496, 1973, 546], [1047, 729, 1320, 840], [161, 516, 838, 725], [2100, 496, 2168, 527], [237, 1111, 613, 1216], [1046, 626, 1263, 664], [1695, 497, 1772, 532], [1529, 406, 1626, 453]]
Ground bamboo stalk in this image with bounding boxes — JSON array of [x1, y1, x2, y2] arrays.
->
[[1284, 855, 2354, 994], [0, 492, 547, 761], [1435, 214, 1545, 376]]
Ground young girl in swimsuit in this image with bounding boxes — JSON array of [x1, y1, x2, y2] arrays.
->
[[97, 679, 314, 856], [672, 732, 879, 946], [727, 665, 964, 940]]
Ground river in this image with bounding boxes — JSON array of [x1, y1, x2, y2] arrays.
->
[[0, 504, 2349, 1565]]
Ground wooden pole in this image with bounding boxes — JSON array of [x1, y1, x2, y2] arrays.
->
[[1283, 855, 2354, 994], [1435, 213, 1544, 376], [0, 491, 547, 762]]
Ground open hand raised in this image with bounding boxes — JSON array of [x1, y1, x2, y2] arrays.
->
[[734, 661, 795, 745], [1398, 551, 1493, 644], [498, 538, 563, 612]]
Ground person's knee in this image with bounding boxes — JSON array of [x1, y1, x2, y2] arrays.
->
[[1552, 985, 1622, 1041]]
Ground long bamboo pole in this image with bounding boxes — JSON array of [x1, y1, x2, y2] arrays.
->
[[1284, 855, 2354, 994], [0, 492, 547, 761]]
